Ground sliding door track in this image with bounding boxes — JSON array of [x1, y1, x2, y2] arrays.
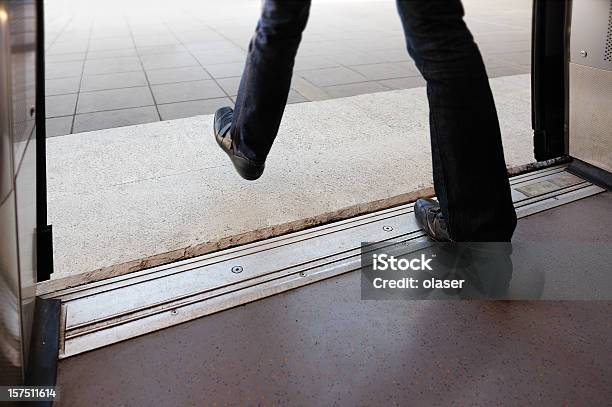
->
[[42, 165, 605, 358]]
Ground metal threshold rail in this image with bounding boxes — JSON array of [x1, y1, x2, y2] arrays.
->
[[42, 165, 605, 358]]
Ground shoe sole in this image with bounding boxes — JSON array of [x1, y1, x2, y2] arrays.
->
[[229, 155, 265, 181], [212, 128, 265, 181]]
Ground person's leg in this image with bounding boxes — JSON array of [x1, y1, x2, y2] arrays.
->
[[396, 0, 517, 241], [231, 0, 311, 162]]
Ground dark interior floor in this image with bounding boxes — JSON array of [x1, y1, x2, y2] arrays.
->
[[56, 193, 612, 407]]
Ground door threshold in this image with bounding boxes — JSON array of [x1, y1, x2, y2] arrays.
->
[[42, 164, 604, 358]]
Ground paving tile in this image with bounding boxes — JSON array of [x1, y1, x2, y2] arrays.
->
[[322, 82, 390, 98], [183, 41, 244, 53], [486, 65, 531, 78], [294, 55, 340, 71], [207, 86, 307, 105], [297, 67, 368, 87], [146, 66, 211, 85], [87, 49, 138, 60], [73, 106, 160, 133], [479, 41, 531, 55], [130, 25, 172, 34], [329, 51, 390, 65], [176, 32, 227, 44], [216, 77, 241, 96], [89, 30, 132, 39], [192, 48, 246, 65], [45, 94, 78, 118], [88, 37, 134, 52], [77, 87, 154, 114], [133, 35, 181, 48], [140, 52, 199, 70], [46, 53, 86, 63], [287, 90, 309, 104], [351, 38, 406, 51], [370, 49, 412, 63], [203, 62, 245, 79], [90, 25, 130, 32], [89, 36, 132, 45], [465, 19, 511, 34], [46, 61, 84, 79], [157, 97, 233, 120], [492, 51, 532, 67], [298, 41, 351, 56], [46, 77, 81, 96], [476, 31, 530, 43], [214, 34, 252, 46], [481, 54, 513, 69], [54, 32, 91, 41], [136, 45, 188, 55], [131, 27, 173, 37], [80, 71, 148, 92], [46, 116, 73, 137], [378, 76, 426, 90], [290, 76, 330, 101], [348, 62, 418, 81], [47, 42, 88, 55], [83, 57, 142, 75], [151, 80, 226, 104]]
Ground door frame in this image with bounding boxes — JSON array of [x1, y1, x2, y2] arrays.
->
[[35, 0, 53, 282], [531, 0, 570, 161]]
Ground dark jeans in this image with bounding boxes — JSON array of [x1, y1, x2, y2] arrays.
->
[[231, 0, 517, 242]]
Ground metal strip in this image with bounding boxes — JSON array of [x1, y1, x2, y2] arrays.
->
[[54, 168, 604, 358], [508, 163, 568, 182]]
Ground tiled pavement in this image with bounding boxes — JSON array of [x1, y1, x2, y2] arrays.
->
[[44, 0, 532, 136]]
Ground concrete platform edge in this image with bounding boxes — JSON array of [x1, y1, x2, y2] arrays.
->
[[37, 187, 436, 295]]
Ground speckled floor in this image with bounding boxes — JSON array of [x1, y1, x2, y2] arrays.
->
[[55, 193, 612, 406]]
